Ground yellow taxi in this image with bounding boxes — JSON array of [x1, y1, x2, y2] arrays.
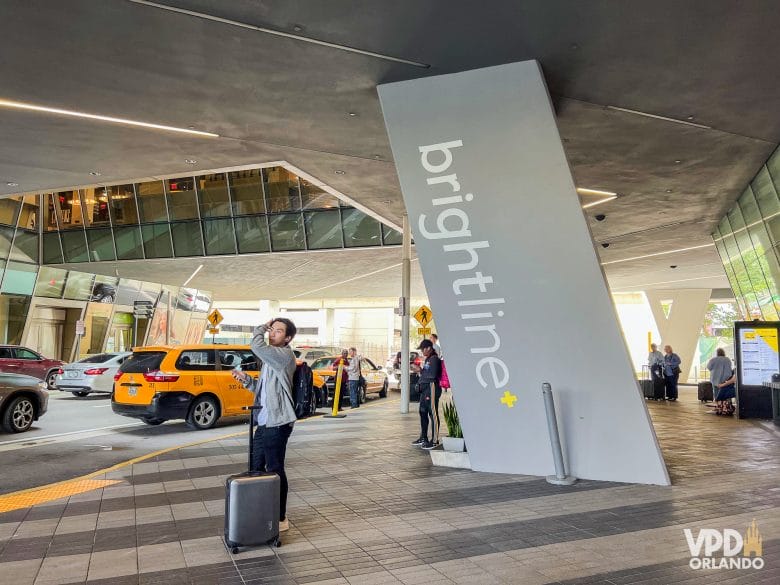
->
[[311, 355, 388, 407], [111, 344, 325, 429]]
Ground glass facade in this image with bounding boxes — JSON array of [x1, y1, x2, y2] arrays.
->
[[714, 145, 780, 320]]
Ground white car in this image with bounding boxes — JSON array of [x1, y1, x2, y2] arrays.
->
[[293, 346, 343, 365], [55, 352, 131, 397]]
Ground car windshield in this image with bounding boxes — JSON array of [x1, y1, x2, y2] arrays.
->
[[120, 351, 167, 373], [310, 357, 337, 370], [78, 353, 119, 364]]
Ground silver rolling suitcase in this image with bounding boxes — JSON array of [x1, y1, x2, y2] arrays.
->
[[224, 406, 281, 553]]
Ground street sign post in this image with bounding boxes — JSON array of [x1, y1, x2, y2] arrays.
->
[[417, 327, 431, 336], [207, 309, 224, 327], [413, 305, 432, 327]]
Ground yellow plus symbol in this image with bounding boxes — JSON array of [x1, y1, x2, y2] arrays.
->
[[500, 391, 518, 408]]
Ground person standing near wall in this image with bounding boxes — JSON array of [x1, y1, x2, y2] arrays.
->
[[411, 339, 442, 450], [663, 345, 682, 401]]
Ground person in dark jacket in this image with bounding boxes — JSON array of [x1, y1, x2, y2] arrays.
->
[[663, 345, 682, 401], [411, 339, 442, 450]]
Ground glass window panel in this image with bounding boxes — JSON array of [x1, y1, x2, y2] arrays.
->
[[203, 218, 236, 255], [767, 147, 780, 194], [194, 291, 211, 313], [304, 210, 342, 249], [42, 232, 63, 264], [114, 226, 144, 260], [264, 167, 301, 213], [166, 177, 198, 220], [0, 225, 14, 260], [0, 294, 31, 345], [18, 194, 39, 231], [722, 225, 761, 319], [752, 166, 780, 219], [300, 179, 340, 210], [729, 206, 770, 318], [34, 266, 67, 298], [80, 303, 113, 357], [43, 194, 59, 231], [713, 236, 747, 319], [10, 229, 37, 263], [229, 169, 265, 216], [269, 213, 304, 251], [91, 275, 118, 304], [171, 309, 191, 345], [234, 216, 270, 254], [0, 196, 22, 227], [136, 181, 168, 222], [141, 223, 173, 258], [82, 188, 111, 227], [1, 261, 37, 295], [116, 278, 142, 305], [109, 184, 138, 225], [63, 271, 95, 301], [139, 281, 162, 303], [55, 190, 84, 229], [61, 230, 89, 263], [171, 221, 204, 256], [86, 228, 116, 261], [197, 173, 230, 218], [739, 186, 772, 254], [382, 225, 402, 245], [341, 208, 381, 247]]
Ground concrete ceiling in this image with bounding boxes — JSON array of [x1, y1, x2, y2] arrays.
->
[[2, 0, 779, 300]]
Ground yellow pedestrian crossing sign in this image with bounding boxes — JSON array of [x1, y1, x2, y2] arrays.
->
[[207, 309, 223, 327], [414, 305, 433, 326]]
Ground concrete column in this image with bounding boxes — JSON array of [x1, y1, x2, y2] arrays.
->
[[401, 213, 411, 414], [645, 289, 711, 381], [322, 308, 335, 345]]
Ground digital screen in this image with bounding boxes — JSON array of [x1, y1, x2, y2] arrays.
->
[[738, 327, 779, 386]]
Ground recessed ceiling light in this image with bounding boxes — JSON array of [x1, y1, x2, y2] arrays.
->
[[6, 182, 18, 187], [670, 265, 678, 269], [89, 171, 101, 176], [184, 159, 197, 164], [674, 160, 682, 164], [0, 98, 219, 137], [293, 24, 304, 32], [372, 154, 381, 159], [687, 115, 695, 120], [334, 170, 346, 175], [665, 189, 673, 193], [348, 112, 357, 117]]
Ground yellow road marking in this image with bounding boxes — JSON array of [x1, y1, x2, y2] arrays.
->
[[0, 397, 399, 513]]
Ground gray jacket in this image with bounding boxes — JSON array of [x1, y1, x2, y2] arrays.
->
[[242, 323, 297, 427]]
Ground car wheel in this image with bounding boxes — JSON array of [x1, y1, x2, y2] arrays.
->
[[360, 384, 367, 403], [72, 391, 89, 397], [46, 371, 58, 389], [2, 396, 36, 433], [142, 417, 165, 425], [186, 395, 219, 430], [379, 379, 388, 398]]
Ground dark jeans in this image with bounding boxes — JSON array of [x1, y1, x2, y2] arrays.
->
[[418, 383, 442, 441], [348, 380, 360, 408], [251, 423, 294, 521], [664, 375, 679, 400]]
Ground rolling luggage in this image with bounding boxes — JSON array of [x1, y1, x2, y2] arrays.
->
[[224, 406, 280, 553], [698, 381, 713, 402], [641, 366, 665, 400]]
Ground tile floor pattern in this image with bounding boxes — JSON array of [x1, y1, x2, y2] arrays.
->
[[0, 388, 778, 584]]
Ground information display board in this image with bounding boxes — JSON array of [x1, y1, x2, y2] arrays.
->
[[738, 327, 779, 385]]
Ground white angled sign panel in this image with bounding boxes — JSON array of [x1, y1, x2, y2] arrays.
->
[[379, 61, 669, 485]]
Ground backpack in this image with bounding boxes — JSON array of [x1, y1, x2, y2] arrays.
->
[[291, 361, 314, 419]]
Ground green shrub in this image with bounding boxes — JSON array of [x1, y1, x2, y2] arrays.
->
[[442, 401, 463, 438]]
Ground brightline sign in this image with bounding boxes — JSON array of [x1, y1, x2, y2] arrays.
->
[[379, 60, 669, 484]]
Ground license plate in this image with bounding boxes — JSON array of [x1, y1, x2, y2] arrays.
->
[[65, 370, 80, 378], [128, 387, 137, 397]]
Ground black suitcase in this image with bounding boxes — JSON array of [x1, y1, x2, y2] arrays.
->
[[698, 381, 713, 402], [224, 406, 281, 553], [641, 366, 665, 400]]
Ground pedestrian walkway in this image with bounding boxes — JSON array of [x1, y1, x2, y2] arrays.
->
[[0, 389, 778, 584]]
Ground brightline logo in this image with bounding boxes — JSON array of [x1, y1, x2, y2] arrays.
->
[[416, 140, 511, 402], [684, 519, 764, 570]]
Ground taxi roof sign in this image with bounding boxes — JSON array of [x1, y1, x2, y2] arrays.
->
[[207, 308, 224, 326], [413, 305, 432, 326]]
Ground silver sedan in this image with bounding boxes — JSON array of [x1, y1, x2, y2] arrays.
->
[[55, 352, 131, 397]]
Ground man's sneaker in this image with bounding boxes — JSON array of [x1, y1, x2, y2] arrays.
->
[[411, 437, 425, 446], [279, 518, 289, 532], [422, 441, 438, 450]]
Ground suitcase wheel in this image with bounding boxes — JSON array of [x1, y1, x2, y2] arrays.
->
[[231, 546, 239, 554], [269, 536, 281, 548]]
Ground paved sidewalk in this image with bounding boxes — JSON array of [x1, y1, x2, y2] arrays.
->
[[0, 389, 778, 584]]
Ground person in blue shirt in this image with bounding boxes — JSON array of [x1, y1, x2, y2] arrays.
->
[[663, 345, 682, 401]]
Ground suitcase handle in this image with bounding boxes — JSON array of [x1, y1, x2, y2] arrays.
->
[[242, 406, 262, 473]]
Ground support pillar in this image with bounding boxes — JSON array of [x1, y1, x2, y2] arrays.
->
[[400, 214, 411, 414]]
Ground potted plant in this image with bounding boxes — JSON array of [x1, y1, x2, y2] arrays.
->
[[441, 401, 465, 452]]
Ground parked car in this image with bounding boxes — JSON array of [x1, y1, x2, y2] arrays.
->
[[112, 344, 325, 429], [390, 351, 422, 399], [55, 352, 131, 397], [293, 346, 342, 365], [90, 282, 116, 303], [0, 346, 65, 389], [0, 373, 49, 433], [311, 355, 388, 406]]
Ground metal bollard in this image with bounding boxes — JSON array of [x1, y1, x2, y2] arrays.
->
[[542, 382, 577, 485]]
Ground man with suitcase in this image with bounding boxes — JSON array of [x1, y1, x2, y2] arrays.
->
[[232, 317, 298, 532]]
